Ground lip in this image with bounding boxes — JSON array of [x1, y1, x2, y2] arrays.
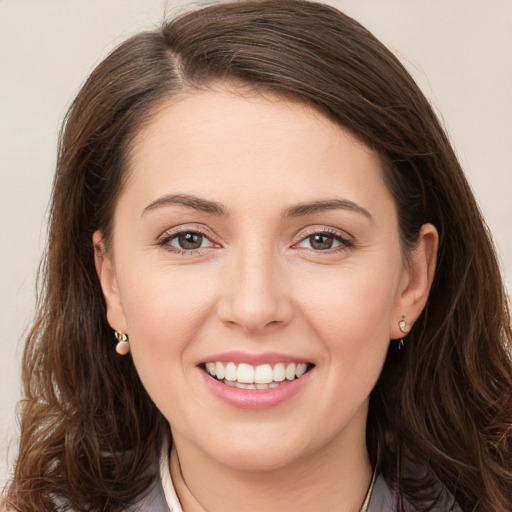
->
[[200, 351, 311, 366], [198, 357, 313, 410]]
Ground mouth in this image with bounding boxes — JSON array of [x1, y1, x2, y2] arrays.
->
[[202, 361, 314, 390]]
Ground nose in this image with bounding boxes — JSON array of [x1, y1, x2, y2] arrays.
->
[[217, 246, 294, 335]]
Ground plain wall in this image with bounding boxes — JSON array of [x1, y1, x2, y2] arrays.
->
[[1, 0, 511, 486]]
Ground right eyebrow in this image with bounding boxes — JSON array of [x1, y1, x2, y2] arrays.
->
[[282, 198, 373, 222], [141, 193, 228, 217]]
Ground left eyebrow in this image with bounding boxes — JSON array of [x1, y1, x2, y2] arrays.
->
[[282, 199, 373, 222], [141, 193, 228, 217]]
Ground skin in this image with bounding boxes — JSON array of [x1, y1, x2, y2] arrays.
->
[[94, 87, 438, 512]]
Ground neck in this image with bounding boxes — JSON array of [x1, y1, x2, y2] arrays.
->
[[170, 425, 372, 512]]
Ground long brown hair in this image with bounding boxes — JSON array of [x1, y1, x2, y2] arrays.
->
[[5, 1, 512, 510]]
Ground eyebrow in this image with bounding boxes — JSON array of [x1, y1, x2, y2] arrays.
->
[[283, 199, 373, 221], [142, 193, 228, 217], [142, 193, 372, 221]]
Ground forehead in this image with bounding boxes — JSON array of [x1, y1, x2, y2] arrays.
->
[[131, 87, 344, 159], [122, 87, 392, 217]]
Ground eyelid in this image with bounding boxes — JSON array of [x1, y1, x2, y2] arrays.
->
[[292, 225, 355, 251], [157, 224, 221, 251], [294, 225, 353, 242]]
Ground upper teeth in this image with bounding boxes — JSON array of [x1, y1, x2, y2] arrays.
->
[[205, 362, 308, 384]]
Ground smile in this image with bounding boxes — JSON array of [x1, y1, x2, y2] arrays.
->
[[204, 362, 311, 389]]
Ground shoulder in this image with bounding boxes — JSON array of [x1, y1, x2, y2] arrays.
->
[[367, 474, 397, 511], [124, 458, 173, 512], [368, 472, 462, 512]]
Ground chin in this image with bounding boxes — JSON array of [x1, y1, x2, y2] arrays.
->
[[216, 447, 305, 472], [200, 428, 318, 472]]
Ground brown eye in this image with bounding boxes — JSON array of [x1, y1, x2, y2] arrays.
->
[[172, 232, 205, 250], [295, 231, 351, 252], [309, 233, 335, 250]]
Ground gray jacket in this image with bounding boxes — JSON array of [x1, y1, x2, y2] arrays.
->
[[128, 466, 462, 512]]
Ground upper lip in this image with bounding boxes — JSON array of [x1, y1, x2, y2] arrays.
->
[[199, 351, 311, 366]]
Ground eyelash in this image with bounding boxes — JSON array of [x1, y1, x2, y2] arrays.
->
[[157, 228, 219, 255], [293, 227, 354, 254], [157, 227, 354, 255]]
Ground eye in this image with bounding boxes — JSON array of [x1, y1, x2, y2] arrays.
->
[[163, 231, 214, 251], [174, 232, 205, 250], [295, 230, 352, 252], [305, 233, 337, 250]]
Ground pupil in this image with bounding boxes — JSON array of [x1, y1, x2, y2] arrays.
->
[[311, 234, 333, 250], [179, 232, 202, 249]]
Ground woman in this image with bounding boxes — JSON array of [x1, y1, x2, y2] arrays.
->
[[4, 1, 512, 510]]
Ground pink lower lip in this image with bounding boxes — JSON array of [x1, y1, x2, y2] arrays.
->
[[200, 369, 312, 410]]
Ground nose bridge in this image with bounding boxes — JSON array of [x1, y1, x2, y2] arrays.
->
[[219, 241, 292, 333]]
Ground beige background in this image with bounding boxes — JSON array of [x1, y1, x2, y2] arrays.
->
[[1, 0, 511, 486]]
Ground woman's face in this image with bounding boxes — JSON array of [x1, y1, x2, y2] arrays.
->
[[95, 87, 436, 471]]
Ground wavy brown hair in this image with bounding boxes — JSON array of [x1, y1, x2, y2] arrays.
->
[[4, 1, 512, 511]]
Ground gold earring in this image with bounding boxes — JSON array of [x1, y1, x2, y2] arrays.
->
[[114, 330, 130, 355]]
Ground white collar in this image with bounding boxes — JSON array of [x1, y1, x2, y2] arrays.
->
[[159, 438, 377, 512], [159, 437, 184, 512]]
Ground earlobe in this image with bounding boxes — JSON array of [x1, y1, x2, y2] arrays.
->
[[390, 223, 438, 339], [92, 230, 128, 333]]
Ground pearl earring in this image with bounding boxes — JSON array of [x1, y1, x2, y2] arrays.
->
[[114, 330, 130, 355]]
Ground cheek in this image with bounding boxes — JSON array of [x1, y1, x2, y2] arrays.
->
[[118, 267, 217, 357], [305, 257, 399, 308], [297, 261, 400, 359], [117, 269, 220, 416]]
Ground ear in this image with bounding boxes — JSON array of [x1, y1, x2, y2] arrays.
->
[[93, 230, 128, 333], [390, 223, 438, 339]]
